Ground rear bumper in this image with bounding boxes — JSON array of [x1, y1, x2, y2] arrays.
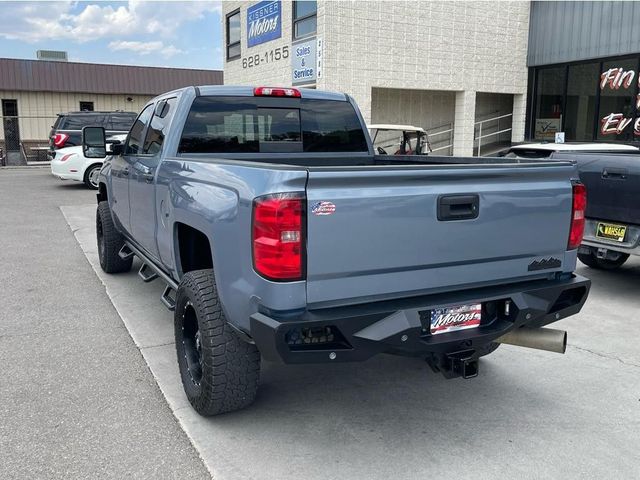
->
[[582, 218, 640, 255], [250, 274, 590, 364]]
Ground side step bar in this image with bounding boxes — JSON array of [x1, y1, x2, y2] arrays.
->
[[118, 244, 134, 260], [123, 241, 178, 312], [161, 285, 176, 311], [138, 263, 158, 283]]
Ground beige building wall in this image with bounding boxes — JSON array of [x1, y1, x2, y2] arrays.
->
[[223, 0, 531, 156], [0, 91, 150, 141]]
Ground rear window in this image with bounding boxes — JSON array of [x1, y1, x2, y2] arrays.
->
[[179, 96, 368, 154], [109, 113, 136, 131], [59, 114, 106, 130]]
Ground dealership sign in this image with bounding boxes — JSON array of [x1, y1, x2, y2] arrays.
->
[[599, 67, 640, 136], [247, 0, 281, 48], [291, 37, 322, 86]]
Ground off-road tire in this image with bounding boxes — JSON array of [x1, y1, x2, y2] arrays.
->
[[96, 201, 133, 273], [578, 250, 629, 270], [175, 269, 260, 416], [84, 164, 101, 189]]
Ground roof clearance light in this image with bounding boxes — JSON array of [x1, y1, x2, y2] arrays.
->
[[254, 87, 301, 98]]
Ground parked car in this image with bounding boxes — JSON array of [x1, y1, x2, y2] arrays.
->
[[49, 111, 136, 158], [369, 124, 431, 155], [51, 135, 127, 189], [501, 142, 639, 159], [550, 150, 640, 270], [83, 85, 590, 416]]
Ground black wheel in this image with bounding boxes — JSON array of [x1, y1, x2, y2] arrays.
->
[[578, 250, 629, 270], [175, 269, 260, 416], [96, 201, 133, 273], [84, 164, 102, 189]]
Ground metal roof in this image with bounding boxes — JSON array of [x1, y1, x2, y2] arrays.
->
[[528, 1, 640, 66], [0, 58, 223, 95]]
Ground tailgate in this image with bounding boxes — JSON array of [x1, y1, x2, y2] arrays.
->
[[305, 164, 576, 306], [566, 153, 640, 225]]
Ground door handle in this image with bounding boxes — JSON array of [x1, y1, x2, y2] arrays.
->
[[143, 173, 154, 183], [602, 167, 627, 180], [122, 168, 129, 176], [438, 194, 479, 221]]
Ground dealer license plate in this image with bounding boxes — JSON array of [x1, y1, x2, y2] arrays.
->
[[596, 222, 627, 242], [430, 303, 482, 335]]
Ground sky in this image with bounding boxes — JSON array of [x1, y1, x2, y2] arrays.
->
[[0, 1, 223, 70]]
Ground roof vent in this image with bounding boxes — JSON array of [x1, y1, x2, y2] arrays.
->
[[36, 50, 68, 62]]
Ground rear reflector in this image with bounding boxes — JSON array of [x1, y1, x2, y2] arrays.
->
[[254, 87, 301, 98], [53, 133, 69, 148], [252, 193, 305, 281], [568, 182, 586, 250]]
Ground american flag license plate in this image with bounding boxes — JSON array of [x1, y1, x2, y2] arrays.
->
[[430, 303, 482, 335]]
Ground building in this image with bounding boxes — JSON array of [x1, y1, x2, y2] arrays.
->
[[526, 1, 640, 143], [223, 1, 640, 156], [0, 58, 222, 162], [223, 1, 531, 156]]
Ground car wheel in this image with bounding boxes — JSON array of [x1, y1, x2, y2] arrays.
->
[[84, 164, 102, 189], [578, 249, 629, 270], [96, 201, 133, 273], [175, 269, 260, 416]]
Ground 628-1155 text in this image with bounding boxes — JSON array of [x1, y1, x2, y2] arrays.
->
[[242, 46, 289, 69]]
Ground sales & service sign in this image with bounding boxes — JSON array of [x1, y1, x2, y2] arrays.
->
[[247, 1, 281, 48]]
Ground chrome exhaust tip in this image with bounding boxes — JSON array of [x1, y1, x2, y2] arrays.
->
[[496, 327, 567, 354]]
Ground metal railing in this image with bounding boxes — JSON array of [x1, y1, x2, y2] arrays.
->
[[474, 113, 512, 157], [426, 122, 454, 156]]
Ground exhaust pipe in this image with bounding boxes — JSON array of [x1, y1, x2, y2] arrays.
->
[[496, 327, 567, 354]]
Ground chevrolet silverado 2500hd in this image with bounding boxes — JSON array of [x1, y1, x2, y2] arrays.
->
[[83, 86, 591, 416]]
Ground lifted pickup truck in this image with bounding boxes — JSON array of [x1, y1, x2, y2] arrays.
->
[[83, 86, 590, 416]]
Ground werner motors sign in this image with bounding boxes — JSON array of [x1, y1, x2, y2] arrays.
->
[[600, 67, 640, 136], [247, 0, 281, 48]]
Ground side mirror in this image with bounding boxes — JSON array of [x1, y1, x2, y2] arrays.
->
[[82, 126, 106, 158], [106, 140, 124, 156]]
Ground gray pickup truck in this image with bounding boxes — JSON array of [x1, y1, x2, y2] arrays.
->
[[83, 86, 590, 416]]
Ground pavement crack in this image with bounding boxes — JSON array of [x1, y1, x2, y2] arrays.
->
[[569, 344, 640, 368], [143, 341, 176, 350]]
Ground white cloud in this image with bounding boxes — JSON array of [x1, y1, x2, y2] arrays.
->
[[108, 40, 184, 58], [0, 1, 221, 43]]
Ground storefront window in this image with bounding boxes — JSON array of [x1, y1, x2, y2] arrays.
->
[[564, 63, 598, 141], [597, 59, 638, 141], [533, 67, 565, 140]]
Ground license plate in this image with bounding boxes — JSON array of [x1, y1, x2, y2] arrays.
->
[[430, 303, 482, 335], [596, 222, 627, 242]]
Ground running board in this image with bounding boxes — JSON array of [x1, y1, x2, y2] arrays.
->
[[138, 263, 158, 283], [123, 241, 179, 312], [161, 285, 176, 311], [118, 244, 134, 260]]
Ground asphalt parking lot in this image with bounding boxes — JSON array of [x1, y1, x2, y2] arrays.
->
[[2, 167, 640, 479]]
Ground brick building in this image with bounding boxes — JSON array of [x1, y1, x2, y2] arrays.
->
[[222, 1, 530, 156]]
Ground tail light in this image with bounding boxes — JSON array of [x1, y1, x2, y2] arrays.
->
[[53, 133, 69, 148], [59, 153, 75, 162], [568, 182, 586, 250], [252, 193, 305, 281], [254, 87, 301, 98]]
